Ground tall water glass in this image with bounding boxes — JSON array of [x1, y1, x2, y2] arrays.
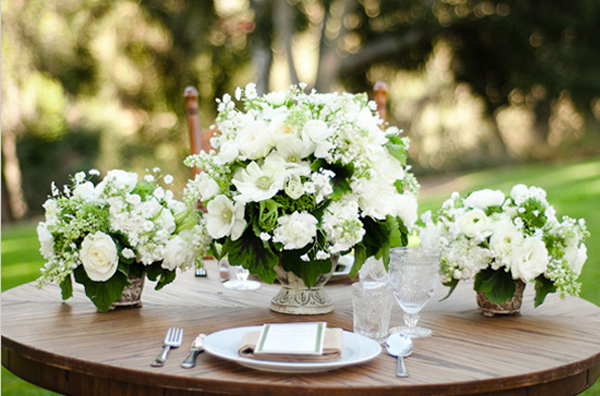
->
[[389, 247, 440, 338]]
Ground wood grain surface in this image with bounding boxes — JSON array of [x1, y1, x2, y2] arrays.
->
[[3, 261, 600, 396]]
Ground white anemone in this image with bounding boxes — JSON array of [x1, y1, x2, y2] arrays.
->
[[206, 195, 246, 240], [232, 161, 285, 203]]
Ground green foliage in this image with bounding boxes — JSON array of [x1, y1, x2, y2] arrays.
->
[[474, 268, 517, 305], [73, 266, 129, 313], [534, 275, 558, 308], [226, 228, 279, 284], [145, 262, 176, 291]]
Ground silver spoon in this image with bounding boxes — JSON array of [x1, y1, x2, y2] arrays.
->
[[386, 332, 413, 377]]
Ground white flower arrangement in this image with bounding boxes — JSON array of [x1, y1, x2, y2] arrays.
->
[[184, 83, 419, 286], [37, 169, 211, 311], [419, 185, 589, 306]]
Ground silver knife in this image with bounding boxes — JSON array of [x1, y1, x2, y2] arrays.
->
[[181, 333, 206, 369]]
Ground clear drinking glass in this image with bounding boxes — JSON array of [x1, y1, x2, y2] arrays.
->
[[388, 247, 440, 338], [352, 281, 392, 343], [222, 260, 261, 291]]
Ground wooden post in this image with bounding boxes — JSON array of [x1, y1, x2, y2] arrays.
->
[[184, 87, 202, 175], [374, 81, 388, 123]]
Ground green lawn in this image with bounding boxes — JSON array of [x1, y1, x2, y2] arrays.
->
[[2, 156, 600, 395]]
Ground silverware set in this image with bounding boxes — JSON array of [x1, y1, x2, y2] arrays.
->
[[151, 328, 205, 368]]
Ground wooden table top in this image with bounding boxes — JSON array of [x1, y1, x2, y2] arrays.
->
[[3, 261, 600, 396]]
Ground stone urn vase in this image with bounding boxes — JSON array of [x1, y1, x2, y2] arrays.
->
[[269, 257, 338, 315]]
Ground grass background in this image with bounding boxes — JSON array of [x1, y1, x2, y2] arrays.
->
[[2, 156, 599, 395]]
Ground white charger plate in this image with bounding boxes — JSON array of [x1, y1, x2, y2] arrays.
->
[[202, 326, 381, 373]]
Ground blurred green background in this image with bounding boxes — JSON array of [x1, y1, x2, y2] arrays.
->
[[2, 0, 600, 395]]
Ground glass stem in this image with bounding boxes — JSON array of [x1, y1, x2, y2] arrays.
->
[[403, 312, 420, 328]]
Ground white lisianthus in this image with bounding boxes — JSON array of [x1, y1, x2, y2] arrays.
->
[[564, 238, 587, 276], [122, 248, 136, 259], [232, 161, 285, 203], [206, 195, 247, 240], [301, 120, 332, 158], [354, 178, 398, 220], [273, 212, 318, 250], [80, 231, 119, 282], [284, 174, 304, 199], [162, 236, 191, 270], [371, 152, 404, 183], [510, 237, 549, 282], [510, 184, 529, 205], [459, 209, 490, 239], [464, 189, 505, 210], [37, 223, 55, 260]]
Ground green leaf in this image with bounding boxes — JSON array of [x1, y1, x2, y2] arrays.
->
[[362, 217, 391, 258], [534, 275, 557, 307], [145, 262, 177, 291], [60, 275, 73, 300], [349, 244, 367, 279], [439, 278, 459, 301], [474, 268, 516, 305], [280, 250, 333, 288], [227, 229, 279, 284], [257, 200, 280, 231], [385, 135, 407, 165], [73, 266, 129, 312]]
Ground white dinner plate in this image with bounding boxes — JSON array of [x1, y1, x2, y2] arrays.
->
[[202, 326, 381, 373]]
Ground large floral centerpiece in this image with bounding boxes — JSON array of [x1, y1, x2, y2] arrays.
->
[[184, 83, 418, 294], [37, 169, 210, 312], [420, 185, 589, 310]]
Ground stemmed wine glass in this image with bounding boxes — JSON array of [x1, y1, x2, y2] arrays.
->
[[221, 260, 261, 291], [388, 247, 440, 338]]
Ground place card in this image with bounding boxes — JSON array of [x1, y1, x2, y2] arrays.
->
[[254, 322, 326, 355]]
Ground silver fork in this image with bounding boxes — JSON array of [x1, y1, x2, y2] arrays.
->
[[151, 327, 183, 367]]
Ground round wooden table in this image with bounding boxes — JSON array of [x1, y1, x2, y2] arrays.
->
[[3, 262, 600, 396]]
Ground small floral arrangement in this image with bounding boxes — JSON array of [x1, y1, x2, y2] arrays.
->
[[37, 169, 210, 312], [420, 185, 589, 307], [184, 83, 419, 287]]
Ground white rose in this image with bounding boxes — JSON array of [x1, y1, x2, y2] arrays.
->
[[162, 236, 190, 270], [215, 140, 239, 165], [273, 212, 318, 250], [371, 151, 404, 183], [489, 220, 522, 266], [80, 231, 119, 282], [73, 181, 101, 202], [459, 209, 490, 238], [464, 189, 505, 210], [104, 170, 138, 192], [510, 237, 549, 282], [510, 184, 529, 205], [198, 176, 221, 201], [236, 118, 272, 160], [301, 120, 332, 158], [265, 91, 287, 106], [394, 192, 418, 230], [37, 222, 55, 260]]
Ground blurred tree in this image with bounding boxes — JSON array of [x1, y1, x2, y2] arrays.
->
[[250, 0, 599, 162], [1, 0, 251, 220]]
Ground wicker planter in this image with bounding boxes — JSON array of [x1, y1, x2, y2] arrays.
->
[[476, 280, 525, 317]]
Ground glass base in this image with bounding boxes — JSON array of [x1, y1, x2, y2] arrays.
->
[[389, 325, 432, 338], [222, 280, 261, 291]]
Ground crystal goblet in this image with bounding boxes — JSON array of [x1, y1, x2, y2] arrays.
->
[[388, 247, 440, 338], [222, 260, 261, 291]]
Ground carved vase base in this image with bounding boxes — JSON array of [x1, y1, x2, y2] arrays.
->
[[270, 287, 334, 315]]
